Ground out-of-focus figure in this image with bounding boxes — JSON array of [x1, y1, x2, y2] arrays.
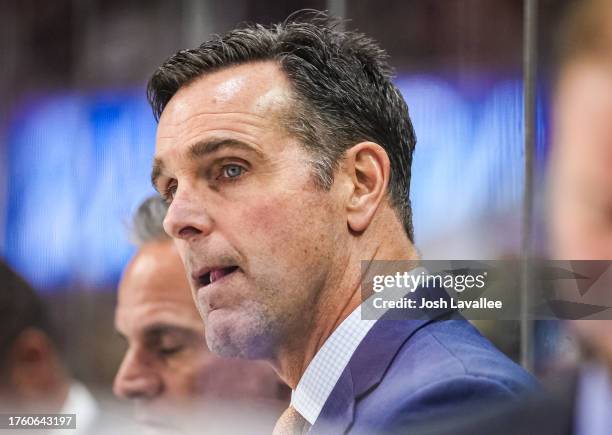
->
[[549, 0, 612, 262], [113, 196, 289, 435], [406, 1, 612, 434], [0, 260, 99, 434], [549, 1, 612, 433]]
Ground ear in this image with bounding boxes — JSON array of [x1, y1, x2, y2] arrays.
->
[[344, 142, 390, 233], [9, 329, 55, 397]]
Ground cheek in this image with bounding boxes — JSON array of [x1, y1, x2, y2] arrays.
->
[[164, 352, 212, 396], [259, 218, 323, 282], [237, 191, 338, 256], [219, 184, 346, 304], [188, 357, 248, 397], [245, 199, 290, 237]]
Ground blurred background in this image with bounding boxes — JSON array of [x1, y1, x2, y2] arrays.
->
[[0, 0, 576, 399]]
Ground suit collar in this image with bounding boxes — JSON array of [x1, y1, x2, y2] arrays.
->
[[310, 286, 455, 433], [353, 284, 456, 397]]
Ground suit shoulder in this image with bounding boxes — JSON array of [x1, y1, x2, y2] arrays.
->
[[397, 319, 537, 390], [352, 320, 538, 432], [364, 321, 535, 407]]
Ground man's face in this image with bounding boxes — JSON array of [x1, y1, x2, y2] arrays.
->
[[550, 60, 612, 260], [114, 241, 285, 434], [551, 60, 612, 368], [152, 62, 350, 360]]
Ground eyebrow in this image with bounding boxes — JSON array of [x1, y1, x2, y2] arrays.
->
[[116, 322, 199, 339], [144, 325, 201, 349], [151, 138, 264, 191], [144, 321, 198, 336]]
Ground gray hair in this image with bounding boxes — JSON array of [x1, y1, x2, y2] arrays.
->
[[130, 195, 170, 245]]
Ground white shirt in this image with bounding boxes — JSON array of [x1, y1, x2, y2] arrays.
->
[[291, 305, 377, 425], [291, 266, 429, 426], [49, 382, 99, 435]]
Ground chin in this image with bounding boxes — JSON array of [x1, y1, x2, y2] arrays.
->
[[204, 307, 276, 359]]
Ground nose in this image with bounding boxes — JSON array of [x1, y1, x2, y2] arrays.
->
[[163, 184, 213, 241], [113, 348, 162, 400]]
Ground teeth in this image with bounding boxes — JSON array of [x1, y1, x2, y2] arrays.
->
[[210, 269, 223, 284], [209, 267, 237, 284]]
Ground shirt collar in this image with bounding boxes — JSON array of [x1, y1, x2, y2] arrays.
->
[[290, 304, 376, 425]]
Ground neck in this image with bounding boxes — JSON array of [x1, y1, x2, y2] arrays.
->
[[274, 223, 417, 389]]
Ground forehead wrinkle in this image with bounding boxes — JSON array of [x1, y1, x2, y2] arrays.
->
[[161, 128, 267, 150], [162, 61, 294, 123], [159, 84, 293, 136], [116, 303, 202, 335], [159, 111, 270, 132], [156, 112, 280, 153]]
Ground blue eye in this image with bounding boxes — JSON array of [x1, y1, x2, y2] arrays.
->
[[222, 164, 245, 179]]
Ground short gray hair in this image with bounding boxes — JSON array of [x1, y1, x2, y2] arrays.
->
[[130, 195, 170, 245]]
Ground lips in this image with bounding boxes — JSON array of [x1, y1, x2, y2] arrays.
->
[[211, 266, 239, 283], [194, 266, 239, 288]]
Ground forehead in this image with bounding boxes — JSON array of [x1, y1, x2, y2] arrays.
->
[[116, 241, 201, 332], [557, 61, 612, 126], [156, 61, 293, 142], [554, 61, 612, 176]]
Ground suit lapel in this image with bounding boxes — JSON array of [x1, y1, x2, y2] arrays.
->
[[353, 284, 457, 397], [309, 367, 355, 434], [310, 285, 456, 434]]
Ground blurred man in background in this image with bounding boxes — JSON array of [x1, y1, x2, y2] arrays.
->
[[114, 196, 289, 435], [548, 0, 612, 433], [550, 0, 612, 262], [409, 1, 612, 434], [0, 259, 99, 434]]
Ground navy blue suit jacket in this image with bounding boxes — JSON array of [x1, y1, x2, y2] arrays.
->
[[309, 296, 538, 434]]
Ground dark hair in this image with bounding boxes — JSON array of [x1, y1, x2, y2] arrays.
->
[[557, 0, 612, 67], [0, 260, 57, 366], [130, 195, 170, 246], [147, 11, 417, 241]]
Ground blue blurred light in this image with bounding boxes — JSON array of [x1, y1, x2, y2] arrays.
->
[[399, 77, 548, 243], [2, 77, 548, 291], [4, 90, 158, 290]]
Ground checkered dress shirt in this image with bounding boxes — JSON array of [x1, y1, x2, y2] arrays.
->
[[291, 305, 377, 425]]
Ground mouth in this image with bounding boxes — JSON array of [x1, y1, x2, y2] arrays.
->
[[194, 265, 240, 288]]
